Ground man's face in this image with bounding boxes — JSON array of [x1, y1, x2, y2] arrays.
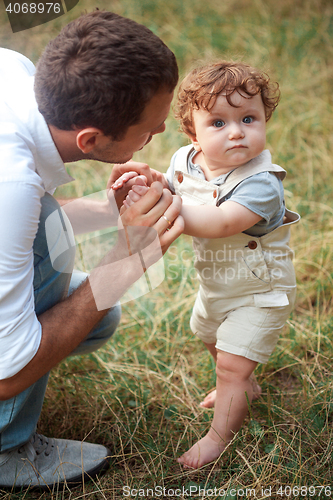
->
[[91, 90, 174, 164]]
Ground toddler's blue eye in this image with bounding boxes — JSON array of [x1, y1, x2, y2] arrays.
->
[[213, 120, 225, 128], [243, 116, 253, 124]]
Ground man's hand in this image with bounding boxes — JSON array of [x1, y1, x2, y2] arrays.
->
[[120, 181, 183, 255], [107, 162, 182, 254], [89, 181, 183, 311]]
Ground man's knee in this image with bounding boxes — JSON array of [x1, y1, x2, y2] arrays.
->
[[98, 302, 122, 342], [70, 302, 121, 356]]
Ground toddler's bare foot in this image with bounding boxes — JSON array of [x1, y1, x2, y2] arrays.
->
[[200, 376, 261, 409], [177, 434, 225, 469], [250, 374, 262, 400], [199, 389, 216, 408]]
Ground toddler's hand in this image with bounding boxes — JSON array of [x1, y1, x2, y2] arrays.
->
[[123, 179, 149, 209], [110, 172, 148, 211], [112, 171, 139, 190]]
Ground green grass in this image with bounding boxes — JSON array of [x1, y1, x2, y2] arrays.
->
[[1, 0, 333, 498]]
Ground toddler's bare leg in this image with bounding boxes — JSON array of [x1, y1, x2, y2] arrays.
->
[[178, 351, 257, 469], [199, 342, 217, 408], [203, 341, 217, 361], [200, 342, 261, 409]]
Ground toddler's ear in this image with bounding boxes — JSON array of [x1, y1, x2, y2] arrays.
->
[[187, 132, 202, 152], [192, 142, 202, 152]]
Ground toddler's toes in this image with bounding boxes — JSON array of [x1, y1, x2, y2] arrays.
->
[[177, 435, 224, 469], [200, 389, 216, 408], [177, 453, 197, 469]]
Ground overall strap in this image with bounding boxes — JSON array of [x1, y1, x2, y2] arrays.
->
[[172, 146, 288, 206], [173, 145, 217, 206]]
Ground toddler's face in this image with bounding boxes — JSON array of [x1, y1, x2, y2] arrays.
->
[[190, 92, 267, 177]]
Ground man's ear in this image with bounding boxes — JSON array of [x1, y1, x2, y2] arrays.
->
[[76, 128, 105, 154]]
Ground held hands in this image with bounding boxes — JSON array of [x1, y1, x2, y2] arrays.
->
[[110, 171, 148, 210], [110, 162, 184, 255], [107, 160, 166, 189], [107, 160, 166, 210], [121, 177, 150, 209], [88, 163, 183, 313], [120, 181, 183, 256]]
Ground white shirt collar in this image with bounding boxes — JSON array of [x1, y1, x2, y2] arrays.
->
[[25, 77, 74, 192]]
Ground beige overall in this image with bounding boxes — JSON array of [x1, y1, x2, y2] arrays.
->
[[173, 146, 300, 363]]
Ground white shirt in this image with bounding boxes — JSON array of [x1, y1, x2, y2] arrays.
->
[[0, 48, 73, 379]]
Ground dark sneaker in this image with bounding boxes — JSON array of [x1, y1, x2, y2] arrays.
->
[[0, 433, 110, 490]]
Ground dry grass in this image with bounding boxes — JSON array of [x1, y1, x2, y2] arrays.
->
[[1, 0, 333, 498]]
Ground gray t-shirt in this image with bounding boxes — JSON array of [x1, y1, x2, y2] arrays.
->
[[166, 148, 285, 237]]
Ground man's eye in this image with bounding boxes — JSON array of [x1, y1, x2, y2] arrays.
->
[[243, 116, 253, 124], [213, 120, 225, 128]]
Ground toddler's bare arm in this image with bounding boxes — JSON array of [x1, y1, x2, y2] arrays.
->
[[124, 185, 262, 238]]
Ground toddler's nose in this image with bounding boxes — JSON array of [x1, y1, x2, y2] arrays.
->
[[228, 123, 244, 139]]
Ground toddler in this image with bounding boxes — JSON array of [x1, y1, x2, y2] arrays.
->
[[114, 61, 299, 469]]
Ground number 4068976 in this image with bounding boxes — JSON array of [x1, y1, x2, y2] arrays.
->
[[5, 3, 61, 14]]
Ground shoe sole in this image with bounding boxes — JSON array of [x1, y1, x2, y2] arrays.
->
[[0, 455, 110, 492]]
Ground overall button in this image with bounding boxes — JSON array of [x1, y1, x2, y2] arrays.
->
[[213, 189, 218, 198], [248, 240, 258, 250], [177, 173, 183, 183]]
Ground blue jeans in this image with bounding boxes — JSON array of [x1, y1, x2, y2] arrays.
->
[[0, 194, 121, 452]]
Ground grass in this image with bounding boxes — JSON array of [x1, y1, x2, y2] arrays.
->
[[1, 0, 333, 498]]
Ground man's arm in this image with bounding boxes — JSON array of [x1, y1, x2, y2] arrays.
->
[[58, 174, 148, 235], [0, 183, 183, 401], [58, 160, 164, 235]]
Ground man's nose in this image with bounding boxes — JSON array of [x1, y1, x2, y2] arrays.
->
[[153, 122, 166, 136]]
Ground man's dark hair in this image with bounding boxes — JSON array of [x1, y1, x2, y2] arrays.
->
[[34, 10, 178, 140]]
